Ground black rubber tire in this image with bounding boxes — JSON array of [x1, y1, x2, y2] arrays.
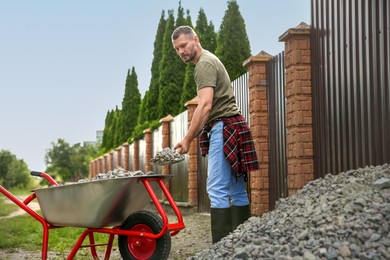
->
[[118, 211, 171, 260]]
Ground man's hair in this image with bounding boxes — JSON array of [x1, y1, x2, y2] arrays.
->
[[171, 26, 196, 41]]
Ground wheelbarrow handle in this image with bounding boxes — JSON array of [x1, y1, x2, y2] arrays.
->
[[30, 171, 59, 186], [30, 171, 42, 177]]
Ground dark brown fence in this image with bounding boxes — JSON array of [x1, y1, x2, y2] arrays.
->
[[232, 72, 249, 122], [267, 52, 288, 209], [311, 0, 390, 177]]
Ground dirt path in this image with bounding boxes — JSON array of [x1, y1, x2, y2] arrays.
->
[[0, 197, 212, 259], [0, 196, 41, 220]]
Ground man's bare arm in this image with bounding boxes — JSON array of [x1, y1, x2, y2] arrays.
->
[[174, 86, 213, 153]]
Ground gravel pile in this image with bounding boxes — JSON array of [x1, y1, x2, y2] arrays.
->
[[191, 164, 390, 259]]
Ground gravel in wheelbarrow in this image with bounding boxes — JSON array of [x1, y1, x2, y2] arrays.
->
[[34, 171, 169, 228]]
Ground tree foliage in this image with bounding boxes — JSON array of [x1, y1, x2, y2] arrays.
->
[[0, 150, 30, 189], [143, 11, 166, 123], [118, 67, 141, 143], [45, 139, 99, 182], [157, 8, 187, 118], [195, 8, 217, 53], [101, 108, 121, 153], [215, 0, 251, 81]]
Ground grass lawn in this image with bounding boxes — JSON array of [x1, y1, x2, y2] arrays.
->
[[0, 197, 20, 217], [0, 210, 114, 256]]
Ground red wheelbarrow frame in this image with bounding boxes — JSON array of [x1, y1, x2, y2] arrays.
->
[[0, 172, 185, 260]]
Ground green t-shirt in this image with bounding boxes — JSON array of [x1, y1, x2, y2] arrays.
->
[[194, 50, 240, 124]]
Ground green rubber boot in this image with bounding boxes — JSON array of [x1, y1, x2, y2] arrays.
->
[[210, 207, 233, 243], [231, 205, 251, 230]]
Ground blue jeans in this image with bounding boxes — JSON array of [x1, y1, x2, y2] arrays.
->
[[207, 121, 250, 208]]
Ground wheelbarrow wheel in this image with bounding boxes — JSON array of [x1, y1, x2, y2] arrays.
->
[[118, 211, 171, 260]]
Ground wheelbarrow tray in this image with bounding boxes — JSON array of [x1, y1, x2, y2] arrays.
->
[[34, 175, 168, 228]]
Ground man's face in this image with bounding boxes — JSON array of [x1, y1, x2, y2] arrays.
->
[[173, 34, 197, 63]]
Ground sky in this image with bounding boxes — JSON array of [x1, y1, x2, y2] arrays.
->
[[0, 0, 310, 172]]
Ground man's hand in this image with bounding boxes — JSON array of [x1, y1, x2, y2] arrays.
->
[[174, 138, 191, 154]]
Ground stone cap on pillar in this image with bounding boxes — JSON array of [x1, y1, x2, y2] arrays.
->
[[122, 142, 129, 147], [279, 22, 311, 42], [243, 50, 273, 68], [185, 96, 199, 107], [159, 114, 174, 123], [143, 128, 151, 134]]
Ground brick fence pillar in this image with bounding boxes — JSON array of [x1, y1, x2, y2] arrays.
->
[[144, 129, 153, 173], [93, 160, 97, 177], [133, 141, 139, 171], [123, 142, 129, 171], [243, 51, 273, 216], [98, 157, 103, 173], [279, 22, 314, 194], [89, 161, 93, 178], [103, 155, 109, 173], [185, 98, 199, 208], [109, 152, 114, 171], [160, 115, 174, 176], [95, 160, 99, 175]]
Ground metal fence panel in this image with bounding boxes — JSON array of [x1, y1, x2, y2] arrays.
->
[[128, 143, 134, 171], [267, 52, 288, 209], [169, 111, 189, 202], [138, 137, 146, 173], [232, 73, 250, 123], [152, 126, 163, 174], [311, 0, 390, 177]]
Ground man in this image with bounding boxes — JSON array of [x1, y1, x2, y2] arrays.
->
[[172, 26, 260, 243]]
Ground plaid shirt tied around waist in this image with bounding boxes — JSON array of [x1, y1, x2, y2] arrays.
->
[[199, 114, 260, 181]]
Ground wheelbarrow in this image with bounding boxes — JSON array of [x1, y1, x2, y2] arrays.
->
[[0, 171, 185, 260]]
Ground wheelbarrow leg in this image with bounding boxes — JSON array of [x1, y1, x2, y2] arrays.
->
[[41, 223, 50, 260], [87, 232, 99, 259], [103, 234, 115, 260], [68, 229, 91, 260], [87, 231, 115, 260]]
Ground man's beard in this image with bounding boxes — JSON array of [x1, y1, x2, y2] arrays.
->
[[182, 47, 197, 63]]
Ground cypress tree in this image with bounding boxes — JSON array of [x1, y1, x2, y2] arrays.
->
[[175, 1, 186, 27], [179, 10, 197, 110], [112, 107, 122, 148], [195, 8, 217, 53], [101, 109, 114, 152], [138, 90, 149, 125], [215, 0, 251, 81], [118, 67, 141, 144], [157, 10, 186, 118], [145, 11, 166, 122]]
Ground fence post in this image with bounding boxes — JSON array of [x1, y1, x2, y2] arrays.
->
[[243, 51, 273, 216], [133, 140, 139, 171], [160, 115, 174, 176], [98, 156, 103, 173], [89, 161, 93, 178], [104, 154, 109, 173], [109, 152, 114, 171], [185, 98, 199, 208], [144, 129, 153, 173], [279, 22, 314, 194], [123, 142, 129, 171], [94, 160, 99, 176]]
